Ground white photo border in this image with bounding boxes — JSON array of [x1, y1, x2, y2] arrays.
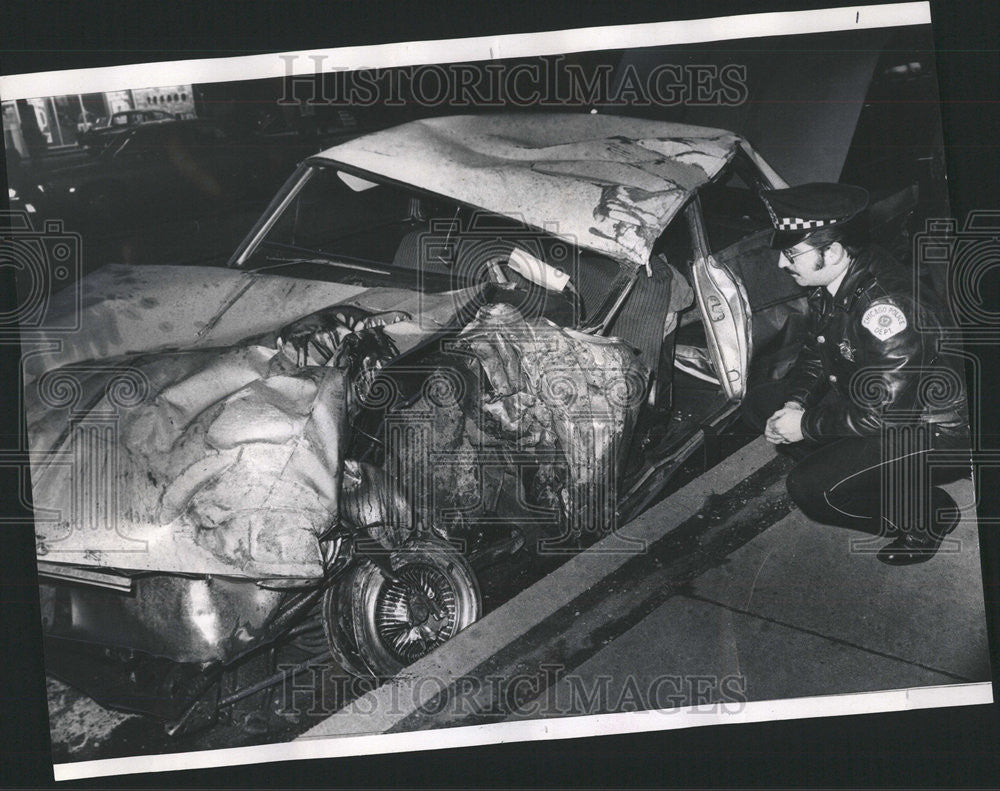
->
[[5, 1, 991, 783]]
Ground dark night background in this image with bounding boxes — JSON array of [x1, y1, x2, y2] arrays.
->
[[1, 0, 999, 787]]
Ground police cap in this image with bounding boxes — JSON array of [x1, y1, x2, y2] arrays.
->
[[760, 182, 870, 249]]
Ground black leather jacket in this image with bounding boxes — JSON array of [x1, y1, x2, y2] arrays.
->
[[784, 245, 968, 441]]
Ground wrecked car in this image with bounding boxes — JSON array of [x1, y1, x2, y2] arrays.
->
[[26, 113, 912, 731]]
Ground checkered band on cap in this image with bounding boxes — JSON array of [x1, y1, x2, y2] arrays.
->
[[776, 217, 832, 231], [760, 183, 869, 236]]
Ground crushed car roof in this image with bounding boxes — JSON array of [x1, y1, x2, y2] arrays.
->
[[316, 114, 744, 269]]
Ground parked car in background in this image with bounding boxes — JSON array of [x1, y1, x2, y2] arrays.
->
[[33, 118, 303, 230], [77, 109, 176, 152], [75, 109, 104, 135]]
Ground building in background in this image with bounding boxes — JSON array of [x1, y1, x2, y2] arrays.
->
[[130, 85, 196, 120], [2, 85, 194, 157]]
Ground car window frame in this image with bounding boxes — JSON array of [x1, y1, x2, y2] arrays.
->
[[686, 148, 780, 264], [229, 159, 635, 329]]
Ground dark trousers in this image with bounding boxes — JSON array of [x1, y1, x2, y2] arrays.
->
[[742, 380, 971, 540]]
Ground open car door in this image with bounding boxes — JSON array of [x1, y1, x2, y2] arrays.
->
[[685, 197, 753, 402]]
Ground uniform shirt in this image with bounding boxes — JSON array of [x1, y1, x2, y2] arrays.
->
[[784, 245, 968, 441]]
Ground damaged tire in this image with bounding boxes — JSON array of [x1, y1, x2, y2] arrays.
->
[[321, 583, 373, 678], [325, 539, 482, 679]]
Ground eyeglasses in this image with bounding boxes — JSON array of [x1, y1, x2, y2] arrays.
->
[[782, 244, 827, 262]]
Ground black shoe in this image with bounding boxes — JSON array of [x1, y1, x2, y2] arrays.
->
[[876, 527, 951, 566]]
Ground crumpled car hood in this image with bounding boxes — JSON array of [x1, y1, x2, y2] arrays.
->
[[31, 348, 350, 579], [26, 265, 484, 579], [317, 113, 743, 270]]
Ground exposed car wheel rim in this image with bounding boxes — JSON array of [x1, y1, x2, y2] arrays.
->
[[375, 564, 461, 664], [349, 540, 481, 678]]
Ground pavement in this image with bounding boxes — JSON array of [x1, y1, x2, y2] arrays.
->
[[45, 678, 138, 760], [299, 436, 993, 741]]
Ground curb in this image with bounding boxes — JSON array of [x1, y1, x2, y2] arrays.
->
[[298, 436, 779, 739]]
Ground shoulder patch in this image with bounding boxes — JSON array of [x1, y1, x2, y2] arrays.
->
[[861, 303, 908, 340]]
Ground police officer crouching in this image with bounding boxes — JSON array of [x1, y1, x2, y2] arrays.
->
[[742, 183, 971, 565]]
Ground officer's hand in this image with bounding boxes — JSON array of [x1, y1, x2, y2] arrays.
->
[[765, 406, 804, 444], [764, 409, 786, 443], [771, 407, 805, 444], [764, 411, 784, 443], [764, 403, 802, 443]]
